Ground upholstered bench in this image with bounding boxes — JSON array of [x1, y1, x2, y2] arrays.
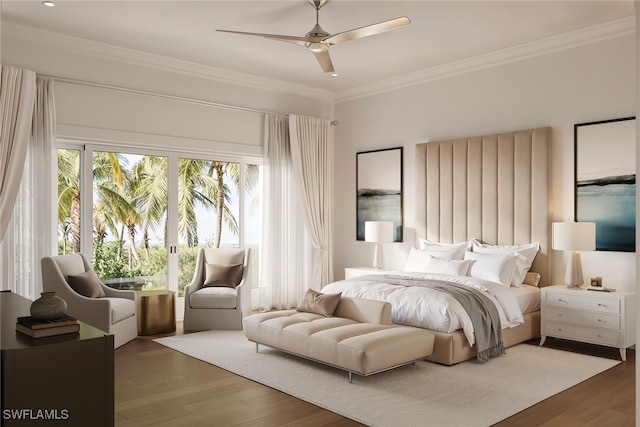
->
[[242, 296, 435, 382]]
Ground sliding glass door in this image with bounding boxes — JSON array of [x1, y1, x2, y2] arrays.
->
[[56, 143, 261, 296], [92, 150, 169, 290]]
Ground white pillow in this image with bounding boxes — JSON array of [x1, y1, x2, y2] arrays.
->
[[424, 256, 474, 276], [418, 239, 470, 260], [404, 247, 463, 272], [404, 248, 429, 272], [404, 248, 473, 275], [471, 240, 540, 287], [464, 251, 518, 287]]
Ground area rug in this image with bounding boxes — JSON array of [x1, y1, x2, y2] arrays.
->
[[155, 331, 619, 427]]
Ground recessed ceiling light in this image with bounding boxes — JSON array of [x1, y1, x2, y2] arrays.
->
[[42, 1, 55, 7], [331, 73, 338, 77]]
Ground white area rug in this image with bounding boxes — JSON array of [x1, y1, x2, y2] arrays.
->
[[155, 331, 619, 427]]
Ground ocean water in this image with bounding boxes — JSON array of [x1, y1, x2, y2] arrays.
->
[[356, 191, 402, 241], [576, 182, 635, 251]]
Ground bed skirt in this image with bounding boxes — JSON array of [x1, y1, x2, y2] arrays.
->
[[426, 311, 541, 365]]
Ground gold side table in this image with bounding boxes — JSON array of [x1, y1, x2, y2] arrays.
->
[[136, 290, 176, 336]]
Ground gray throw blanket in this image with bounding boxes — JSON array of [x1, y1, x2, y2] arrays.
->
[[353, 274, 505, 362]]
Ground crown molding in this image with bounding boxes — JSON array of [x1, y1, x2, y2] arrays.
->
[[334, 15, 636, 104], [3, 22, 335, 104], [3, 15, 634, 106]]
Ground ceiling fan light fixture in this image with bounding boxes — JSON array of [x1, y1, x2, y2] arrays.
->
[[307, 42, 325, 53]]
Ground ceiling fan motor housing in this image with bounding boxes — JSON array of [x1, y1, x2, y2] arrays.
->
[[308, 0, 328, 10]]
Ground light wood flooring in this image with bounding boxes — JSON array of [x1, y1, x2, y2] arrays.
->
[[115, 323, 635, 426]]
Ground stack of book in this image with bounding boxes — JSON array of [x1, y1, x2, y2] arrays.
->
[[16, 314, 80, 338]]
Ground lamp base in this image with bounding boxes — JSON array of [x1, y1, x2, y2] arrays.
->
[[372, 243, 385, 270], [564, 251, 584, 289]]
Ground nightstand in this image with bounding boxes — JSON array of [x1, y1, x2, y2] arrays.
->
[[540, 285, 635, 361], [344, 267, 389, 280]]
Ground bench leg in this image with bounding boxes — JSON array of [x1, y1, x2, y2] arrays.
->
[[348, 371, 353, 384], [255, 343, 259, 353]]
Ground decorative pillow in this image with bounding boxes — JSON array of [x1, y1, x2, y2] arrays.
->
[[67, 271, 106, 298], [424, 256, 474, 276], [463, 251, 518, 287], [471, 240, 540, 287], [523, 271, 541, 287], [296, 289, 342, 317], [418, 239, 470, 260], [203, 263, 243, 288]]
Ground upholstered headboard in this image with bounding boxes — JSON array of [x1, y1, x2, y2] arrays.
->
[[415, 127, 551, 285]]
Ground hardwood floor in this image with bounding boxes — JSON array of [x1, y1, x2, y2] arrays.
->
[[115, 324, 635, 426]]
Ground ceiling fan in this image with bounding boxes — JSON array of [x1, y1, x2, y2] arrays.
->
[[217, 0, 410, 74]]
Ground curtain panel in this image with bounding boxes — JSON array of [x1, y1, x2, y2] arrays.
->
[[259, 114, 312, 310], [0, 66, 36, 240], [0, 73, 56, 299], [289, 114, 333, 290], [259, 114, 334, 310]]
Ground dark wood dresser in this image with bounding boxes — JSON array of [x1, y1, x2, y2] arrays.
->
[[1, 290, 114, 426]]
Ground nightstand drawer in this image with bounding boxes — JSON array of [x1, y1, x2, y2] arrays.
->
[[545, 321, 621, 346], [545, 293, 620, 314], [545, 307, 620, 330]]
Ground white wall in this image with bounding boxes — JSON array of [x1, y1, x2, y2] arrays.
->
[[333, 34, 637, 292]]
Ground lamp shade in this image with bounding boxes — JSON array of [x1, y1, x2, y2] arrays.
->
[[552, 222, 596, 251], [364, 221, 394, 243]]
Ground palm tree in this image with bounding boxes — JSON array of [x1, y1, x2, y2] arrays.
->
[[92, 152, 137, 263], [210, 161, 237, 248], [57, 149, 80, 253], [178, 159, 239, 248], [133, 156, 168, 259]]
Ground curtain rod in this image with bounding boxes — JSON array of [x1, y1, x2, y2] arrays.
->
[[44, 75, 338, 125]]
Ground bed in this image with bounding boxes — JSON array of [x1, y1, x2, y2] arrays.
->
[[327, 127, 551, 365]]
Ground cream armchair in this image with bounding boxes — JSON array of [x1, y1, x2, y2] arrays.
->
[[183, 248, 251, 331], [41, 253, 137, 348]]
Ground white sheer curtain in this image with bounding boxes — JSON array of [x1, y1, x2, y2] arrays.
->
[[259, 114, 312, 310], [0, 75, 56, 299], [289, 114, 333, 290], [0, 66, 36, 240]]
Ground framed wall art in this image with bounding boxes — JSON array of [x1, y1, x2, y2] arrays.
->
[[356, 147, 403, 241], [574, 116, 636, 252]]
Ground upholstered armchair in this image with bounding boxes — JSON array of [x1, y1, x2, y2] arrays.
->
[[183, 247, 251, 331], [41, 253, 138, 348]]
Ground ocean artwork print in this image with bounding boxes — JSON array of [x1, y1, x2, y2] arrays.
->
[[575, 117, 636, 252], [356, 147, 403, 241]]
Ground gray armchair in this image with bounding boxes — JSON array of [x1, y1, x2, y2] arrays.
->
[[183, 247, 251, 331], [41, 253, 137, 348]]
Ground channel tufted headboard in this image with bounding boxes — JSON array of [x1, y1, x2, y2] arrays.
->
[[415, 127, 551, 286]]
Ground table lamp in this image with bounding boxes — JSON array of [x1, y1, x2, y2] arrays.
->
[[365, 221, 394, 269], [552, 222, 596, 289]]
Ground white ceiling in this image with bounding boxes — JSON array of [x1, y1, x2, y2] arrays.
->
[[1, 1, 636, 94]]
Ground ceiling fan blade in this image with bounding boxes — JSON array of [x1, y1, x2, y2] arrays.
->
[[217, 29, 311, 47], [312, 46, 335, 73], [324, 16, 411, 45]]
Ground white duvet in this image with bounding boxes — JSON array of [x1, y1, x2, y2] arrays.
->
[[322, 271, 524, 347]]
